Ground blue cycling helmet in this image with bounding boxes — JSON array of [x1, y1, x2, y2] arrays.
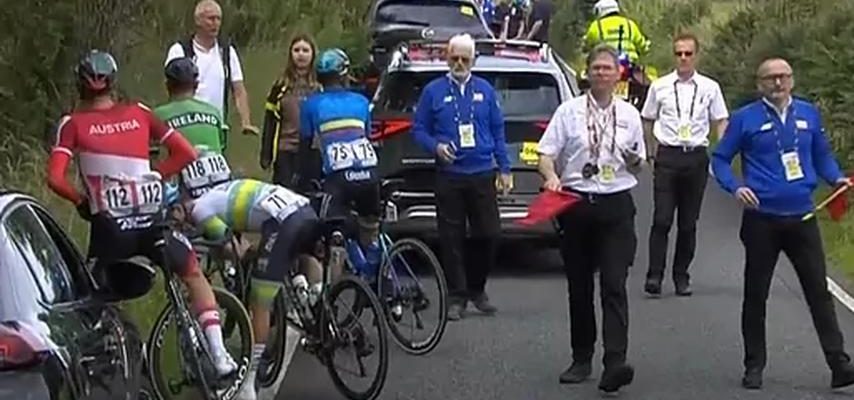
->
[[315, 48, 350, 77], [164, 182, 181, 207]]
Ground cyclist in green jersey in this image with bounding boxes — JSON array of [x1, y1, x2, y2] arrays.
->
[[165, 178, 335, 400], [155, 57, 228, 154]]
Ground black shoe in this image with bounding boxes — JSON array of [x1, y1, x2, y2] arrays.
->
[[644, 279, 661, 297], [741, 368, 762, 389], [831, 362, 854, 388], [559, 360, 592, 384], [675, 281, 692, 297], [447, 303, 464, 321], [598, 364, 634, 394], [471, 293, 498, 315]]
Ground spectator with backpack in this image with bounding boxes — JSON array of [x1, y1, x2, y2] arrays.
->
[[164, 0, 259, 151]]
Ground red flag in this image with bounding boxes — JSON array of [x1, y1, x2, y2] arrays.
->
[[827, 176, 853, 221], [516, 189, 581, 226]]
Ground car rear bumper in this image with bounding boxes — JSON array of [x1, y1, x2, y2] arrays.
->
[[383, 200, 559, 246], [0, 371, 52, 399]]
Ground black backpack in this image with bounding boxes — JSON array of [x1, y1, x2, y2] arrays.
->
[[178, 35, 233, 118]]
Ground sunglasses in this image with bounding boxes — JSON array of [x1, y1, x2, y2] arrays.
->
[[449, 55, 472, 63], [674, 51, 694, 57]]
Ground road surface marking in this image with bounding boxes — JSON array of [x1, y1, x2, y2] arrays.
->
[[828, 277, 854, 314]]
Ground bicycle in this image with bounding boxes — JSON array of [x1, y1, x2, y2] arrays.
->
[[258, 215, 390, 400], [301, 178, 449, 356], [144, 213, 255, 400]]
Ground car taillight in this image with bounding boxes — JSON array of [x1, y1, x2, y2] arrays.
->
[[0, 324, 46, 371], [370, 119, 412, 141]]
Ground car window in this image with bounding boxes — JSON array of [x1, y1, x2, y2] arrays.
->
[[376, 0, 485, 32], [0, 225, 47, 321], [553, 54, 581, 95], [374, 70, 561, 118], [31, 206, 91, 298], [3, 205, 78, 303]]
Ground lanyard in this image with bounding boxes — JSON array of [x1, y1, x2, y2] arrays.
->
[[448, 76, 475, 124], [673, 80, 698, 120], [586, 95, 617, 162], [763, 103, 798, 155]]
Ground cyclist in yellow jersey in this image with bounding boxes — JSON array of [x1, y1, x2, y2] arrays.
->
[[584, 0, 650, 65], [166, 179, 325, 400]]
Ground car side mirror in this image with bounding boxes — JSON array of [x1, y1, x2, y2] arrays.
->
[[92, 258, 157, 303]]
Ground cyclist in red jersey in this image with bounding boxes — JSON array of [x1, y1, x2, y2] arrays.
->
[[46, 50, 238, 377]]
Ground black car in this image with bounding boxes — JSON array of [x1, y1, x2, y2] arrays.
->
[[369, 39, 581, 248], [367, 0, 494, 72], [0, 190, 155, 399]]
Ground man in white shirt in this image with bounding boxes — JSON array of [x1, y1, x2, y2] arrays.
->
[[640, 31, 729, 297], [537, 43, 645, 395], [165, 0, 259, 147]]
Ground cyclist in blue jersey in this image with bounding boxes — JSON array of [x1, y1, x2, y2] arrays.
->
[[299, 48, 382, 278]]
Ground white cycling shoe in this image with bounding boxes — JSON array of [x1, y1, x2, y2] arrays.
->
[[234, 381, 257, 400], [212, 351, 239, 377]]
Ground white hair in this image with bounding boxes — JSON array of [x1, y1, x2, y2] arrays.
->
[[448, 34, 475, 57], [194, 0, 222, 19]]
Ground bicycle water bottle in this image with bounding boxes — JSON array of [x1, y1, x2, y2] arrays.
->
[[329, 231, 347, 273], [346, 239, 369, 276], [292, 274, 310, 304]]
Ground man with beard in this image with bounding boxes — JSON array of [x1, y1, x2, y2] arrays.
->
[[412, 33, 513, 321]]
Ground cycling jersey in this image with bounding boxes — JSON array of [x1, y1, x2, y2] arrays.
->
[[46, 101, 200, 277], [299, 88, 377, 181], [155, 98, 226, 154], [48, 102, 196, 230], [188, 179, 319, 304]]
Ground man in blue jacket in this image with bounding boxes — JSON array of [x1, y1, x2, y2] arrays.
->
[[412, 33, 513, 320], [711, 57, 854, 390]]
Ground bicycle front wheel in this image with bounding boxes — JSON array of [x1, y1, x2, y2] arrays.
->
[[148, 287, 254, 400], [323, 277, 389, 400], [377, 237, 448, 355]]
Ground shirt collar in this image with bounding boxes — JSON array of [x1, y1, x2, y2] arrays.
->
[[762, 96, 792, 117], [672, 70, 697, 84], [448, 73, 472, 87]]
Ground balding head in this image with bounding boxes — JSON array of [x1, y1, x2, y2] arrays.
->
[[447, 34, 475, 81], [756, 57, 794, 106], [194, 0, 222, 39]]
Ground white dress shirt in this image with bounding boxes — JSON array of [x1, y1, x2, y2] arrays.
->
[[641, 70, 729, 147], [537, 94, 647, 194], [166, 40, 245, 115]]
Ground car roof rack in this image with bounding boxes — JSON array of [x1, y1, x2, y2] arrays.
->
[[395, 38, 551, 64]]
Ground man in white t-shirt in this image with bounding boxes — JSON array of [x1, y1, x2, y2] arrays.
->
[[165, 0, 259, 146], [640, 31, 729, 297]]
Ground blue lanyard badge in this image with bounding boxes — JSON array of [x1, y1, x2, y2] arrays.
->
[[763, 104, 804, 181], [449, 77, 477, 149]]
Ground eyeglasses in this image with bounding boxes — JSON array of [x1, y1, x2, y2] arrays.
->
[[674, 51, 694, 57], [449, 55, 472, 64], [759, 73, 793, 82]]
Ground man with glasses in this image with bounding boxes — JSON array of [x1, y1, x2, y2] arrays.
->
[[640, 31, 729, 297], [411, 33, 513, 321], [537, 43, 645, 395], [712, 57, 854, 390]]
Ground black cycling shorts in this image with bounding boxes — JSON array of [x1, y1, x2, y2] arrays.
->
[[87, 213, 197, 277], [255, 205, 322, 284], [320, 171, 381, 220]]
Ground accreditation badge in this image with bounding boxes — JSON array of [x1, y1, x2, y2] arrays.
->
[[781, 151, 805, 181]]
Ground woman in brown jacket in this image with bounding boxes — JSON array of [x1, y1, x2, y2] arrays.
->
[[260, 33, 321, 189]]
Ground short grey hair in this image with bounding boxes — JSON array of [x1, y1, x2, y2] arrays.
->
[[586, 43, 619, 68], [448, 34, 476, 58], [194, 0, 221, 19]]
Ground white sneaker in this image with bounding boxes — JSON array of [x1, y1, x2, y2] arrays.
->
[[235, 378, 257, 400], [212, 351, 238, 377]]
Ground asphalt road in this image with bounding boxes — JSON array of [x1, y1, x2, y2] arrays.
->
[[271, 170, 854, 400]]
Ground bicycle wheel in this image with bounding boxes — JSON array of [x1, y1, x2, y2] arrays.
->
[[148, 287, 254, 400], [322, 277, 389, 400], [376, 237, 448, 355], [257, 291, 287, 388]]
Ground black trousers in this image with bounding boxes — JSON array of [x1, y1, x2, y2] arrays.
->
[[272, 150, 298, 188], [557, 189, 636, 368], [647, 145, 709, 284], [739, 210, 850, 370], [435, 171, 500, 304]]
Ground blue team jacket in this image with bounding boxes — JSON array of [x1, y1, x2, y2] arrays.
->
[[300, 88, 375, 178], [711, 97, 844, 217], [411, 74, 511, 175]]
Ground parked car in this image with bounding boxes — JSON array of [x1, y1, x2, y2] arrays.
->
[[366, 0, 494, 73], [0, 189, 155, 399], [369, 39, 581, 248]]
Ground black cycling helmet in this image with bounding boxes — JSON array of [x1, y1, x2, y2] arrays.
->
[[76, 50, 118, 93], [165, 57, 199, 85]]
